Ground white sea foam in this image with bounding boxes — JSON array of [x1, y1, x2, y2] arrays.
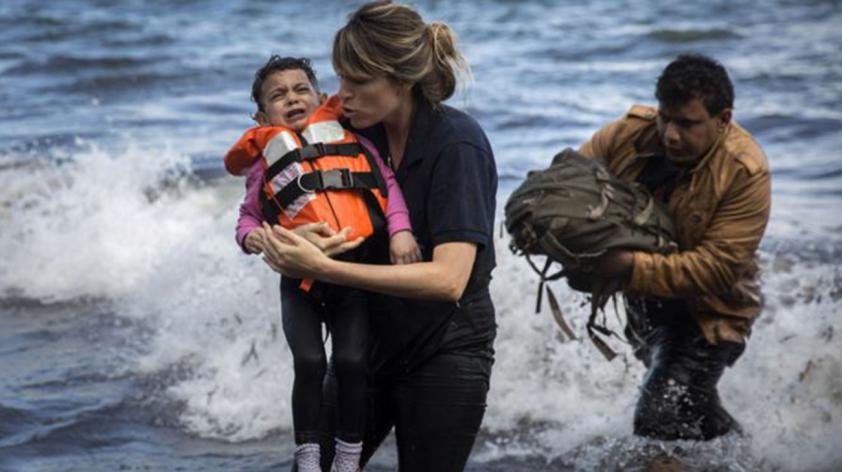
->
[[0, 139, 297, 442], [482, 235, 842, 471], [1, 140, 840, 469], [0, 140, 200, 301]]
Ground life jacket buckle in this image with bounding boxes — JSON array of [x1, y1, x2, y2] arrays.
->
[[320, 169, 353, 190], [300, 143, 327, 160], [296, 173, 316, 194]]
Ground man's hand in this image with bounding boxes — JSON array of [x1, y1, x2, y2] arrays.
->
[[389, 230, 422, 265], [593, 249, 635, 279]]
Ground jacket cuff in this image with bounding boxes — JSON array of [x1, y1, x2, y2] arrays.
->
[[237, 230, 252, 254], [627, 251, 653, 295]]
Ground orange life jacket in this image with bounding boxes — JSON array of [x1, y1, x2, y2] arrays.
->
[[225, 96, 389, 243]]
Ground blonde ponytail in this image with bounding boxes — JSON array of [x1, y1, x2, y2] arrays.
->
[[333, 1, 470, 105], [422, 21, 471, 103]]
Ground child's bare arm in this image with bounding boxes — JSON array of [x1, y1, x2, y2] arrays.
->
[[390, 230, 422, 265]]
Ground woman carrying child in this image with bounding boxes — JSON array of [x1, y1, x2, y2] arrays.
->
[[260, 2, 498, 471], [226, 55, 420, 472]]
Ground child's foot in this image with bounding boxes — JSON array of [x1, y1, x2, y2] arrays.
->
[[294, 443, 321, 472], [331, 438, 362, 472]]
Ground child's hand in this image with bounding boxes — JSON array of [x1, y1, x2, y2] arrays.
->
[[245, 227, 267, 254], [390, 230, 422, 265]]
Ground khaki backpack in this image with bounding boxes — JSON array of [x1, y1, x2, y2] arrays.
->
[[505, 148, 677, 359]]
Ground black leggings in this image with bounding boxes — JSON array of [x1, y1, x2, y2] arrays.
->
[[307, 352, 491, 472], [281, 277, 369, 444], [626, 298, 745, 441]]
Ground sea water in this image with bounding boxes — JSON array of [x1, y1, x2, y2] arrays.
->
[[1, 1, 840, 471]]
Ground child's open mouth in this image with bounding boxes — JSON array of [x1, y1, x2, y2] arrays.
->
[[286, 108, 306, 121]]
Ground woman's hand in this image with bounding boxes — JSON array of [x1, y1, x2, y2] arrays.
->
[[291, 222, 363, 257], [260, 223, 325, 278], [244, 227, 267, 254], [259, 222, 364, 277], [389, 230, 422, 265]]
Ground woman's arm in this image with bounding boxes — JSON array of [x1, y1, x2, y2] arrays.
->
[[260, 223, 475, 302]]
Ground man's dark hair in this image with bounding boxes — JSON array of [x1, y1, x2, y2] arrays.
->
[[655, 53, 734, 116], [251, 55, 319, 112]]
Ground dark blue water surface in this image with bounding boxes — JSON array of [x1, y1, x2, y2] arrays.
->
[[1, 1, 841, 471]]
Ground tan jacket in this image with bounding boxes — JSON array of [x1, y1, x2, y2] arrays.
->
[[579, 105, 771, 344]]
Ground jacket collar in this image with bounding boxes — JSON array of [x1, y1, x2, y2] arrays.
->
[[633, 124, 662, 159]]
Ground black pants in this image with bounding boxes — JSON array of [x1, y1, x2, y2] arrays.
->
[[281, 277, 369, 444], [301, 351, 492, 472], [626, 298, 745, 441]]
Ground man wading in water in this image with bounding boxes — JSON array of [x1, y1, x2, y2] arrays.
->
[[580, 54, 771, 453]]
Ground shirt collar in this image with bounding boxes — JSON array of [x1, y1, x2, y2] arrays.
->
[[349, 97, 440, 175], [692, 124, 729, 173], [398, 97, 436, 173]]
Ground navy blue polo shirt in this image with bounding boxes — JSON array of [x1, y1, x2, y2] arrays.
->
[[352, 98, 498, 375]]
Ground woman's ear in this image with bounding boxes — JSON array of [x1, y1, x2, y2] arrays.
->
[[397, 80, 413, 98], [385, 77, 412, 98]]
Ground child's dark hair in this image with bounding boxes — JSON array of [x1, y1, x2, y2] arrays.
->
[[251, 55, 319, 112], [656, 53, 734, 116]]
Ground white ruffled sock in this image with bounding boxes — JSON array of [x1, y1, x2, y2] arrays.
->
[[331, 438, 362, 472], [294, 443, 321, 472]]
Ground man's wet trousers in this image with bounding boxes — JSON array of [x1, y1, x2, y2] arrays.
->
[[626, 298, 746, 441]]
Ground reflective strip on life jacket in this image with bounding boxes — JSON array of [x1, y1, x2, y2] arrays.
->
[[272, 162, 315, 220], [226, 95, 389, 243], [302, 120, 345, 145], [275, 169, 381, 210], [263, 130, 300, 168], [262, 142, 370, 221], [264, 143, 363, 184]]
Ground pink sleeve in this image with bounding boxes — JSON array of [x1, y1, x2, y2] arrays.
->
[[235, 162, 265, 253], [357, 135, 412, 236]]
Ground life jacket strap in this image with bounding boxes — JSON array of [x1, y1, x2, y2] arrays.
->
[[359, 145, 389, 198], [265, 142, 363, 182], [276, 169, 380, 210]]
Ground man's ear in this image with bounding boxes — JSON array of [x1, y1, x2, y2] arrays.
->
[[254, 111, 270, 126], [718, 108, 733, 127]]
